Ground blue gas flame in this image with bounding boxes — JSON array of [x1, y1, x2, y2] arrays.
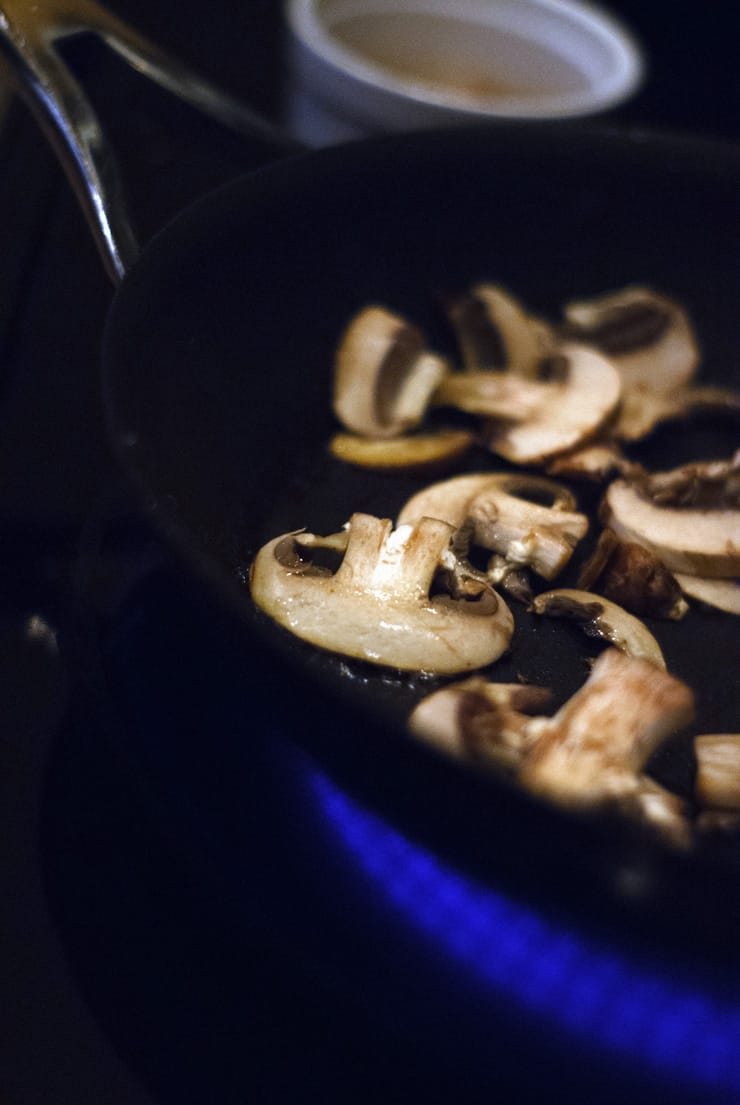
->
[[309, 769, 740, 1099]]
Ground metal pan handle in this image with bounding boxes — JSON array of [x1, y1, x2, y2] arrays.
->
[[0, 0, 295, 283]]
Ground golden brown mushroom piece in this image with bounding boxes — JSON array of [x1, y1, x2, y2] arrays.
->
[[576, 529, 688, 620], [328, 428, 474, 472]]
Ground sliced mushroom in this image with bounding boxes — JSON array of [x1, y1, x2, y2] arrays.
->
[[562, 285, 699, 392], [444, 283, 555, 377], [530, 588, 667, 668], [621, 778, 693, 849], [603, 455, 740, 577], [328, 428, 474, 471], [519, 648, 695, 806], [250, 512, 514, 674], [673, 574, 740, 615], [546, 440, 636, 483], [695, 735, 740, 811], [397, 471, 588, 580], [614, 382, 740, 442], [333, 306, 448, 438], [637, 453, 740, 507], [408, 677, 551, 769], [576, 529, 688, 620], [433, 343, 621, 464]]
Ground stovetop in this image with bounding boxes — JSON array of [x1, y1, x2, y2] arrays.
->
[[2, 4, 740, 1104]]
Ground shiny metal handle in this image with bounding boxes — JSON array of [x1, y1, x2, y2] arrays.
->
[[0, 0, 292, 283]]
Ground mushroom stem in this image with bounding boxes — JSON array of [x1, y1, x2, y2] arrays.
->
[[519, 649, 694, 804], [398, 472, 588, 581]]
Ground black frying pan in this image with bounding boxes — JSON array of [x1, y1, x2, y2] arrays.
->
[[6, 4, 740, 958]]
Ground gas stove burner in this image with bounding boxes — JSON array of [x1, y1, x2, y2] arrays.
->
[[40, 550, 740, 1105], [310, 768, 740, 1102]]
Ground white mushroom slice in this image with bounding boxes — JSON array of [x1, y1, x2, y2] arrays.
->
[[333, 306, 448, 438], [674, 574, 740, 615], [562, 286, 699, 392], [250, 512, 514, 674], [445, 283, 556, 377], [604, 455, 740, 578], [397, 471, 588, 580], [408, 676, 551, 769], [613, 385, 678, 442], [546, 441, 636, 482], [328, 428, 474, 471], [622, 778, 692, 849], [615, 383, 740, 442], [530, 588, 667, 669], [481, 343, 621, 464], [519, 649, 695, 806], [695, 735, 740, 810]]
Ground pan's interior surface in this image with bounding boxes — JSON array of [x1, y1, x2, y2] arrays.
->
[[102, 125, 740, 951]]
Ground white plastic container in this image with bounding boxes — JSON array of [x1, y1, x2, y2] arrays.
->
[[284, 0, 644, 145]]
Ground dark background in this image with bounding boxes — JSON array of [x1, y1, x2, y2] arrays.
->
[[1, 0, 738, 530], [0, 4, 739, 1104]]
